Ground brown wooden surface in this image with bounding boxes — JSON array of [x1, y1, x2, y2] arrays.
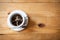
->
[[0, 0, 60, 40], [0, 0, 60, 2]]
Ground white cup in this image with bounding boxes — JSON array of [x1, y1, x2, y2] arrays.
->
[[7, 10, 28, 31]]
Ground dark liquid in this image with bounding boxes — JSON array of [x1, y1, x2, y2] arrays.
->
[[11, 14, 23, 26]]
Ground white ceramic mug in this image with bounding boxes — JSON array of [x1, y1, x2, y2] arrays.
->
[[7, 10, 28, 31]]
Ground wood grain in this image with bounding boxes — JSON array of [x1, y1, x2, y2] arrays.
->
[[0, 1, 60, 40], [0, 0, 60, 2]]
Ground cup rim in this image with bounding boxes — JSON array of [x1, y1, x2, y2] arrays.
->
[[7, 10, 26, 29]]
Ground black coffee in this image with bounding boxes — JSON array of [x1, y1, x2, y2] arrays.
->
[[11, 14, 23, 26]]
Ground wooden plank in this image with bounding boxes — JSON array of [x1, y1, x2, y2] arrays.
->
[[0, 33, 60, 40], [0, 0, 60, 2], [0, 3, 60, 35]]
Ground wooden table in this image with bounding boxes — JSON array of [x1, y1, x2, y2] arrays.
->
[[0, 0, 60, 40]]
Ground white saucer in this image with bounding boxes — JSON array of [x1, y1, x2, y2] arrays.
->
[[7, 10, 28, 31]]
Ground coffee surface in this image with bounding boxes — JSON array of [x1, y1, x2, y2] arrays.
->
[[11, 14, 23, 26]]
